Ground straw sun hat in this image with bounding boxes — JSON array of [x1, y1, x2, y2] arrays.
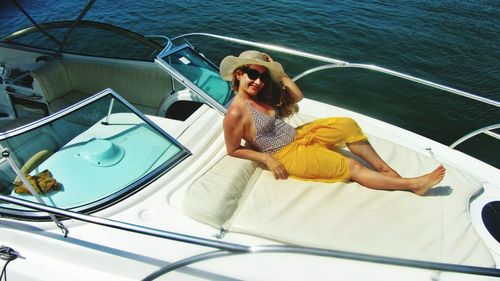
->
[[219, 50, 285, 83]]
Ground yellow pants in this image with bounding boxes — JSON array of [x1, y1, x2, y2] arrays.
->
[[272, 117, 368, 183]]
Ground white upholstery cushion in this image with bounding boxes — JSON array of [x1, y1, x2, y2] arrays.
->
[[182, 156, 258, 228], [31, 60, 72, 102], [182, 113, 494, 267], [31, 59, 172, 114], [226, 136, 494, 267], [49, 91, 89, 113], [63, 60, 171, 111]]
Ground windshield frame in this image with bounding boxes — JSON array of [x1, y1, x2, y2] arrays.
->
[[155, 44, 232, 115], [0, 20, 164, 61], [0, 88, 191, 220]]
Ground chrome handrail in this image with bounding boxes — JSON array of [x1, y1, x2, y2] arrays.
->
[[2, 21, 164, 51], [171, 33, 499, 108], [171, 33, 499, 150], [0, 194, 247, 253], [143, 248, 500, 280], [293, 64, 500, 108], [171, 33, 348, 65], [1, 194, 499, 279], [145, 35, 172, 50], [450, 124, 500, 149]]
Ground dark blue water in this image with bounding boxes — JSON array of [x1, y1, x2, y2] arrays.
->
[[1, 0, 499, 166]]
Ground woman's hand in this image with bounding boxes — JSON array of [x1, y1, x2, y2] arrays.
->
[[264, 154, 288, 180], [261, 52, 304, 103], [262, 53, 274, 62]]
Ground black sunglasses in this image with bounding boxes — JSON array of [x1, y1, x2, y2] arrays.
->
[[243, 68, 270, 82]]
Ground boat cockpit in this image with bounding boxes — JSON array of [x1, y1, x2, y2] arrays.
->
[[0, 42, 236, 220]]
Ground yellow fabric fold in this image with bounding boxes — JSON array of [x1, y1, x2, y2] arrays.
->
[[273, 117, 367, 183]]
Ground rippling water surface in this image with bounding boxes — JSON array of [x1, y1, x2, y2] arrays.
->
[[0, 0, 498, 166]]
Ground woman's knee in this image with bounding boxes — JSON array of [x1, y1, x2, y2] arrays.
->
[[336, 117, 354, 124], [339, 117, 366, 143], [341, 117, 361, 131], [347, 158, 363, 177]]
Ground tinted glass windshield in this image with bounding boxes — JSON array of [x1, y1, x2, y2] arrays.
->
[[0, 90, 189, 219], [159, 46, 232, 106]]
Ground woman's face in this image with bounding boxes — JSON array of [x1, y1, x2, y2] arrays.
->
[[237, 64, 269, 96]]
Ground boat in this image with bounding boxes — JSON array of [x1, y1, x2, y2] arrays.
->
[[0, 3, 499, 280]]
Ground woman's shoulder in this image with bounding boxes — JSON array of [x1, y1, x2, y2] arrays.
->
[[225, 99, 248, 120], [224, 103, 249, 131]]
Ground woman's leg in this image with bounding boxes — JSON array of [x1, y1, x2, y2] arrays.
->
[[347, 141, 401, 178], [297, 118, 400, 177], [347, 158, 445, 196]]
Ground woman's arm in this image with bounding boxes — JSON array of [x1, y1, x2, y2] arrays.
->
[[281, 74, 304, 103], [223, 107, 288, 179], [262, 53, 304, 103]]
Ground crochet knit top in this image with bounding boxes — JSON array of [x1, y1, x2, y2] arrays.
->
[[243, 99, 296, 154]]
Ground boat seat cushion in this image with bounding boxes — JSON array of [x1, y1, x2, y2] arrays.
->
[[183, 112, 494, 267], [49, 91, 89, 113], [30, 60, 72, 103], [31, 59, 172, 115], [62, 60, 171, 114], [226, 136, 494, 267], [183, 156, 258, 228]]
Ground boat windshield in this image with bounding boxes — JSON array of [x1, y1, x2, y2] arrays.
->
[[1, 21, 163, 61], [0, 89, 189, 219], [156, 44, 232, 112]]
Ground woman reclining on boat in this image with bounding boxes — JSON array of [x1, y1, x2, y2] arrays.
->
[[220, 50, 445, 196]]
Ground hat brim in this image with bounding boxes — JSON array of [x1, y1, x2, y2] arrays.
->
[[220, 56, 285, 83]]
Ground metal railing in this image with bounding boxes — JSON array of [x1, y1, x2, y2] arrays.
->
[[450, 124, 500, 149], [171, 33, 500, 149], [1, 194, 499, 279], [171, 34, 499, 106], [2, 20, 164, 53]]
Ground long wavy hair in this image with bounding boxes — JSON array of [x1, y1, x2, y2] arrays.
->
[[232, 65, 298, 118]]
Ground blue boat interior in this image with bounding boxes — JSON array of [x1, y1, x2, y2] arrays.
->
[[0, 91, 189, 219]]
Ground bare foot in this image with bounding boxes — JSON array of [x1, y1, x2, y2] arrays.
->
[[409, 165, 446, 196]]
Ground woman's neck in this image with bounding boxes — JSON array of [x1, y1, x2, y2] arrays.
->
[[237, 90, 258, 102], [237, 90, 275, 115]]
